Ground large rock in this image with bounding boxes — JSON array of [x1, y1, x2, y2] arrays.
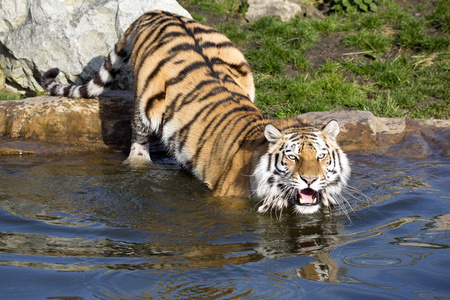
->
[[246, 0, 302, 21], [0, 0, 191, 93], [299, 111, 450, 157], [0, 91, 133, 152], [1, 92, 449, 157]]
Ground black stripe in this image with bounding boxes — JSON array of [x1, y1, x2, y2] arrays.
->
[[274, 153, 281, 170], [328, 175, 341, 186], [145, 91, 166, 114], [135, 21, 182, 61], [93, 74, 105, 86], [201, 41, 234, 49], [164, 93, 185, 122], [169, 100, 229, 154], [63, 86, 71, 97], [165, 80, 217, 120], [190, 108, 260, 168], [227, 62, 250, 77], [206, 106, 258, 139], [172, 97, 256, 157], [50, 84, 58, 96], [141, 53, 177, 92], [210, 119, 268, 186], [168, 43, 196, 54], [222, 116, 266, 156], [335, 150, 343, 173], [193, 27, 219, 35], [175, 15, 216, 75], [197, 86, 229, 103], [115, 47, 128, 59], [104, 54, 121, 78], [331, 149, 337, 170], [161, 31, 187, 41], [166, 61, 208, 86], [79, 85, 89, 97], [210, 58, 250, 78]]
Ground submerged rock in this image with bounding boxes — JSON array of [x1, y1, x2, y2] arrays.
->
[[0, 92, 449, 157]]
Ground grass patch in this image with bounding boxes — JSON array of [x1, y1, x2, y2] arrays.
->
[[343, 30, 393, 54], [0, 89, 23, 101], [397, 16, 450, 52], [427, 0, 450, 33], [219, 16, 318, 73], [184, 0, 247, 16], [180, 0, 449, 119]]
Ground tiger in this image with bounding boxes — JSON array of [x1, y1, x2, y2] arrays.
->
[[41, 10, 350, 215]]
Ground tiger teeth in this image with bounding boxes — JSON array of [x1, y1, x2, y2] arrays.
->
[[299, 197, 317, 204]]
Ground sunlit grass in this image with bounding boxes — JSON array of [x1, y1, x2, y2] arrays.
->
[[0, 89, 23, 101], [180, 0, 449, 119]]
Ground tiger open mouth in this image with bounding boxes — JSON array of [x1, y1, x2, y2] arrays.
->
[[298, 188, 321, 206]]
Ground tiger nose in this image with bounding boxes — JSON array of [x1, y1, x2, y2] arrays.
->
[[300, 176, 318, 185]]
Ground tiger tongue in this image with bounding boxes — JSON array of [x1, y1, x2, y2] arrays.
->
[[299, 188, 316, 205]]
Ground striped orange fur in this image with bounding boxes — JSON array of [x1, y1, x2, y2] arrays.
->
[[42, 11, 350, 214]]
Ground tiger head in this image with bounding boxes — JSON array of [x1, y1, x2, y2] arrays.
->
[[253, 120, 350, 215]]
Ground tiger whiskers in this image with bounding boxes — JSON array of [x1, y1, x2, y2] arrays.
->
[[256, 186, 290, 219], [344, 185, 370, 211], [331, 193, 352, 222], [344, 185, 371, 205], [330, 185, 370, 222]]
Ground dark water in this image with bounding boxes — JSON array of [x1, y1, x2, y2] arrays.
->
[[0, 150, 449, 299]]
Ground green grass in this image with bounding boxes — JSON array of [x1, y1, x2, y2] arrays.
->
[[427, 0, 450, 33], [0, 89, 23, 101], [216, 16, 319, 74], [184, 0, 248, 16], [255, 62, 371, 118], [343, 30, 393, 54], [181, 0, 450, 119]]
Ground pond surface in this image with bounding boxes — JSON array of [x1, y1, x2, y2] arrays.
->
[[0, 150, 449, 299]]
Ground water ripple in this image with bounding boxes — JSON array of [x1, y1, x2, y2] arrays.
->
[[342, 251, 429, 268]]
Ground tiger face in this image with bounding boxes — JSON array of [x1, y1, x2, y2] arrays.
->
[[253, 120, 350, 215]]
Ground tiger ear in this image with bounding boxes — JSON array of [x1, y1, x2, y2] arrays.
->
[[322, 120, 340, 140], [264, 124, 282, 143]]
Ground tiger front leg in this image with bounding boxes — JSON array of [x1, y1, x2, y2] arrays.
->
[[125, 132, 151, 166], [124, 109, 153, 166]]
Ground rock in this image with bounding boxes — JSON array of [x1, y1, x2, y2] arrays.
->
[[0, 0, 191, 93], [299, 111, 450, 157], [299, 110, 378, 151], [0, 93, 449, 157], [0, 69, 5, 90], [290, 0, 324, 18], [0, 91, 133, 152], [246, 0, 302, 22]]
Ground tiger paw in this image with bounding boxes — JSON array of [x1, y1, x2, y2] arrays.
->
[[125, 143, 152, 166]]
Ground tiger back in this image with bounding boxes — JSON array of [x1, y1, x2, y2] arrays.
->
[[42, 10, 351, 215]]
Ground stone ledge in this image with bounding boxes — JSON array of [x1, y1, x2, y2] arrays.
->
[[0, 91, 133, 153], [299, 111, 449, 157], [1, 91, 449, 157]]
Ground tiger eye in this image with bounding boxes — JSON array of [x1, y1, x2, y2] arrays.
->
[[317, 153, 327, 160], [287, 154, 297, 161]]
